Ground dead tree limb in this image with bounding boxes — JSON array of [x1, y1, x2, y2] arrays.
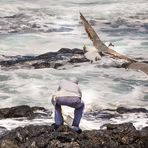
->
[[80, 13, 136, 63]]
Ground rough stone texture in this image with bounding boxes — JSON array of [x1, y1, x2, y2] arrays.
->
[[116, 107, 148, 114], [140, 127, 148, 148], [1, 106, 147, 121], [0, 105, 52, 119], [0, 123, 147, 148], [84, 110, 120, 119], [0, 48, 147, 75], [0, 48, 89, 70], [84, 107, 148, 120], [0, 106, 148, 147]]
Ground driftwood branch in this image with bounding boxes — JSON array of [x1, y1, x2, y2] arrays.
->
[[80, 13, 148, 75], [80, 13, 136, 63]]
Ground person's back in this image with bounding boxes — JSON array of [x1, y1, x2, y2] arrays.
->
[[56, 79, 82, 98]]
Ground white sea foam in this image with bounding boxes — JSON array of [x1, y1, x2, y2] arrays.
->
[[0, 118, 53, 131], [0, 4, 19, 17], [0, 111, 147, 131], [110, 112, 148, 130], [1, 64, 147, 110]]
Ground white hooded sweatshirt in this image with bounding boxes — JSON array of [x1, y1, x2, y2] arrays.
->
[[55, 79, 82, 98]]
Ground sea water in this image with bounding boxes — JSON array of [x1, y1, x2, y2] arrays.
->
[[0, 0, 148, 130]]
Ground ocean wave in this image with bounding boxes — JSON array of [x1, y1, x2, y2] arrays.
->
[[0, 0, 148, 36], [0, 7, 77, 35]]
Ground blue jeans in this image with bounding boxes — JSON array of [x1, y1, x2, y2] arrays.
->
[[54, 96, 84, 127]]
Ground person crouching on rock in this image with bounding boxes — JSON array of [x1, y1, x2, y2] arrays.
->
[[51, 77, 84, 133]]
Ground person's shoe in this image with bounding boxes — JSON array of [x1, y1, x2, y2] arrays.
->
[[70, 126, 82, 134], [51, 123, 61, 130]]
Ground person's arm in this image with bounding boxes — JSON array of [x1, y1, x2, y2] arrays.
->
[[57, 85, 61, 91], [57, 80, 63, 91], [51, 95, 56, 106], [78, 87, 82, 98], [51, 83, 61, 106]]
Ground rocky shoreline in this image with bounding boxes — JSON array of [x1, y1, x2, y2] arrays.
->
[[0, 47, 148, 75], [0, 105, 148, 148], [0, 123, 148, 148], [0, 48, 89, 70]]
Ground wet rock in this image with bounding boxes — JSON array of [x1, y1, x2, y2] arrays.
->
[[31, 106, 48, 112], [0, 108, 9, 118], [69, 58, 89, 63], [53, 63, 64, 69], [116, 107, 148, 114], [36, 52, 59, 59], [32, 62, 51, 69], [58, 48, 73, 53], [0, 123, 147, 148], [0, 48, 88, 70], [84, 110, 119, 120], [106, 122, 136, 133], [4, 105, 34, 118], [80, 123, 144, 148], [0, 138, 19, 148], [0, 127, 6, 130], [1, 47, 147, 74], [0, 125, 79, 148], [0, 127, 8, 138], [140, 127, 148, 148], [0, 105, 51, 119], [72, 48, 84, 54]]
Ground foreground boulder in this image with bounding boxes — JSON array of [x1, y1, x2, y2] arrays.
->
[[0, 123, 148, 148]]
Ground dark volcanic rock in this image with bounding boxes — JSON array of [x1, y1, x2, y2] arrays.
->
[[69, 57, 89, 63], [140, 127, 148, 148], [0, 125, 79, 148], [0, 48, 88, 70], [32, 62, 51, 69], [0, 123, 147, 148], [80, 123, 147, 148], [5, 105, 34, 118], [58, 48, 74, 53], [0, 127, 7, 137], [71, 48, 85, 54], [1, 47, 147, 74], [0, 105, 148, 147], [0, 105, 51, 119], [84, 110, 119, 120], [116, 107, 148, 114]]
